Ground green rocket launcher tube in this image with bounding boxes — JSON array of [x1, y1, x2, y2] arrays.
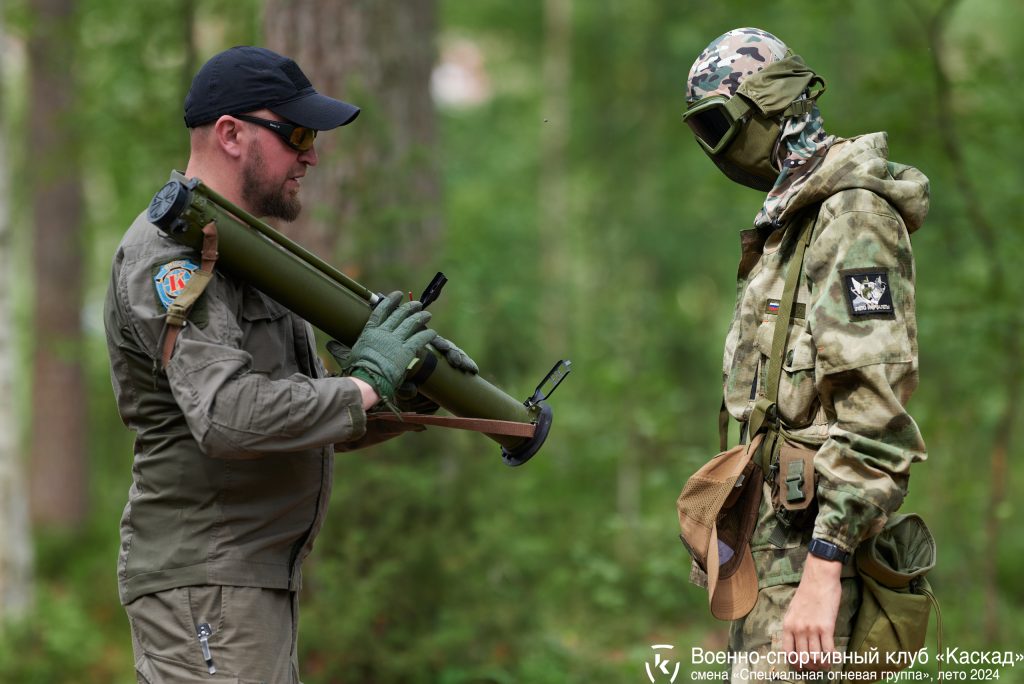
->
[[147, 172, 552, 466]]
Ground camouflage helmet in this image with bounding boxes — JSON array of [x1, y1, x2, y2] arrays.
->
[[686, 28, 789, 105], [682, 28, 824, 192]]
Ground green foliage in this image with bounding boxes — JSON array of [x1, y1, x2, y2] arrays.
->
[[3, 0, 1024, 681], [0, 524, 132, 683]]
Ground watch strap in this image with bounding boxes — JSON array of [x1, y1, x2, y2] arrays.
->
[[808, 538, 850, 563]]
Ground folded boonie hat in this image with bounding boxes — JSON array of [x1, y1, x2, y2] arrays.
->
[[184, 46, 360, 130], [677, 434, 764, 620]]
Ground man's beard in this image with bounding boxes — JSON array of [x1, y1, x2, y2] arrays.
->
[[241, 138, 302, 222]]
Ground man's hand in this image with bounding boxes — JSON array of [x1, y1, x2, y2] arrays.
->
[[346, 291, 437, 403], [782, 554, 843, 670], [326, 340, 379, 409]]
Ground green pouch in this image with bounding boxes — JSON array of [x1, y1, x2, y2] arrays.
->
[[849, 514, 940, 681]]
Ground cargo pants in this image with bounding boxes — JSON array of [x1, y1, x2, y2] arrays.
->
[[727, 482, 862, 682], [125, 585, 301, 683], [728, 578, 861, 681]]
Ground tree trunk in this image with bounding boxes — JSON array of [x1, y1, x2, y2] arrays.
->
[[539, 0, 572, 359], [0, 18, 34, 623], [28, 0, 88, 527], [262, 6, 445, 677], [182, 0, 197, 97], [923, 0, 1020, 641], [263, 0, 441, 285]]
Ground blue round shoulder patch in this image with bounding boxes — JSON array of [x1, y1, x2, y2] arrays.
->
[[154, 259, 199, 310]]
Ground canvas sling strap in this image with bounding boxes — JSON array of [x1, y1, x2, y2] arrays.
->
[[754, 213, 817, 548], [160, 221, 219, 369], [718, 210, 817, 475]]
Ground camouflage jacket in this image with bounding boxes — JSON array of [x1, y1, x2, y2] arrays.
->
[[722, 133, 928, 582], [105, 210, 413, 604]]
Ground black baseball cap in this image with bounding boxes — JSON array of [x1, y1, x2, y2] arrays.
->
[[184, 46, 360, 130]]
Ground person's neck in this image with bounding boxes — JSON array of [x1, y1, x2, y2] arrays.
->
[[183, 159, 250, 214]]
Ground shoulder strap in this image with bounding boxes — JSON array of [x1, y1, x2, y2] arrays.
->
[[159, 221, 219, 368], [746, 212, 817, 440], [718, 400, 730, 451]]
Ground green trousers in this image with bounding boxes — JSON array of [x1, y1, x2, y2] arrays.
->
[[726, 480, 863, 682], [125, 585, 301, 683]]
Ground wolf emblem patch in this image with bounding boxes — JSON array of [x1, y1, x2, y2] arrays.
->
[[841, 268, 895, 319]]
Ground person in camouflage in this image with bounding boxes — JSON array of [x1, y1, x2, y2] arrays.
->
[[681, 28, 928, 679]]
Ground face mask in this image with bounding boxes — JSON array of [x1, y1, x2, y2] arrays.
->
[[710, 114, 783, 192], [683, 55, 825, 191]]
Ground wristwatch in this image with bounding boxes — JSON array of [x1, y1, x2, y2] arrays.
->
[[807, 538, 850, 563]]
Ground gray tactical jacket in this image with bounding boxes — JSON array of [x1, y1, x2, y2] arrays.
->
[[105, 210, 404, 604]]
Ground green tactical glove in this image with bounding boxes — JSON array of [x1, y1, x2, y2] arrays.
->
[[432, 335, 479, 375], [345, 291, 437, 402], [327, 340, 440, 414]]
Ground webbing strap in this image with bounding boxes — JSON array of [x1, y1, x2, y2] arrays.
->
[[718, 400, 730, 451], [165, 271, 213, 326], [367, 412, 537, 438], [746, 213, 816, 441], [922, 587, 944, 676], [160, 222, 219, 368]]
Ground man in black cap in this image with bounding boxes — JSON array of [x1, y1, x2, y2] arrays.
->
[[104, 46, 442, 682]]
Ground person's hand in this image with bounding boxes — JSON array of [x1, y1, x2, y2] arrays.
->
[[345, 291, 437, 403], [331, 340, 439, 412], [432, 335, 479, 374], [782, 554, 843, 670]]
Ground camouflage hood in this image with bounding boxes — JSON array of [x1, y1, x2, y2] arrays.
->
[[780, 132, 930, 233]]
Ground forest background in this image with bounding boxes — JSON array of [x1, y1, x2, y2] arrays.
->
[[0, 0, 1022, 682]]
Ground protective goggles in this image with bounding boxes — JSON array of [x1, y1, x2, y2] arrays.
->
[[233, 114, 318, 152], [681, 95, 753, 155]]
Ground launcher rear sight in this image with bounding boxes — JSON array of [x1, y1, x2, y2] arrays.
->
[[497, 359, 572, 467], [527, 359, 572, 408]]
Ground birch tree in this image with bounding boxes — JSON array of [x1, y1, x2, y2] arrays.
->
[[0, 14, 33, 623]]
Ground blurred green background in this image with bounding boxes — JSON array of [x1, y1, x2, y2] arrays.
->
[[0, 0, 1022, 682]]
